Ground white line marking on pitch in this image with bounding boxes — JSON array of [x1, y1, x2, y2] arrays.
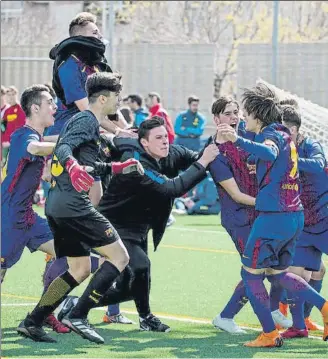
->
[[1, 302, 322, 341]]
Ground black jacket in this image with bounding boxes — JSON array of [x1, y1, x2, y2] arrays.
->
[[97, 138, 204, 250], [49, 36, 112, 107]]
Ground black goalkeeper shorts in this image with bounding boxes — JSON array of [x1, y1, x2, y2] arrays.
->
[[47, 210, 120, 258]]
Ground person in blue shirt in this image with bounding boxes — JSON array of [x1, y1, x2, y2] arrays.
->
[[127, 94, 148, 127], [175, 172, 221, 215], [208, 96, 258, 334], [0, 84, 72, 337], [1, 85, 57, 278], [219, 84, 328, 346], [174, 96, 206, 151], [268, 103, 328, 339]]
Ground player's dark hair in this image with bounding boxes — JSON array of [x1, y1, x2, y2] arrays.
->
[[241, 85, 282, 127], [44, 83, 56, 99], [86, 72, 122, 103], [128, 94, 142, 107], [188, 95, 199, 105], [281, 105, 302, 130], [69, 12, 97, 36], [280, 98, 300, 109], [211, 96, 239, 116], [20, 85, 50, 117], [148, 92, 161, 103], [253, 82, 278, 100], [138, 116, 165, 140]]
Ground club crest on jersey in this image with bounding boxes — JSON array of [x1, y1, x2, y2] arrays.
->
[[105, 228, 113, 237]]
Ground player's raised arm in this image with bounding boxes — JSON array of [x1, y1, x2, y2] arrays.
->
[[218, 124, 279, 162], [298, 141, 326, 173], [123, 142, 218, 198], [27, 141, 56, 156], [92, 158, 144, 176]]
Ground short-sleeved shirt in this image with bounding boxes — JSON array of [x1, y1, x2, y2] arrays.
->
[[210, 141, 258, 229], [1, 126, 45, 228], [297, 136, 328, 226], [46, 110, 101, 218], [254, 123, 303, 212], [46, 55, 100, 135]]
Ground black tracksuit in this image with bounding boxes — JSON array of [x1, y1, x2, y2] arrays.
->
[[96, 138, 206, 316]]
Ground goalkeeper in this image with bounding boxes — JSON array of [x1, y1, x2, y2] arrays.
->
[[18, 72, 143, 345]]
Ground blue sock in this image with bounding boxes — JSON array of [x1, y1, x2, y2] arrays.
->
[[304, 279, 323, 318], [273, 272, 326, 311], [287, 291, 306, 330], [107, 303, 120, 316], [241, 268, 276, 333], [220, 280, 248, 319], [268, 276, 287, 311]]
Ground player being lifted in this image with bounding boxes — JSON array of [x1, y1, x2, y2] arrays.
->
[[17, 72, 143, 344], [219, 84, 328, 347]]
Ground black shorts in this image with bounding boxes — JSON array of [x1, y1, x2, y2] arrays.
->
[[47, 210, 120, 258]]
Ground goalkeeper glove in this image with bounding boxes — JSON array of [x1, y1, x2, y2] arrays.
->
[[112, 159, 144, 175], [65, 158, 94, 193]]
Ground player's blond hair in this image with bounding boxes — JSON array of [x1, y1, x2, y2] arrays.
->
[[69, 12, 97, 36]]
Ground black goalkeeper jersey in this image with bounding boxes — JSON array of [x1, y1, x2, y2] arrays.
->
[[46, 110, 108, 218]]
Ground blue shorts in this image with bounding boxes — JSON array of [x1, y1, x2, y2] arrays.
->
[[242, 212, 304, 270], [292, 217, 328, 271], [1, 214, 53, 269], [226, 225, 252, 257]]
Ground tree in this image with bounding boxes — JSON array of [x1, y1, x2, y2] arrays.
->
[[115, 1, 272, 98], [115, 1, 328, 98]]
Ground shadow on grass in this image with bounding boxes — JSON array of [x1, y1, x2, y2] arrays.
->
[[2, 324, 327, 358]]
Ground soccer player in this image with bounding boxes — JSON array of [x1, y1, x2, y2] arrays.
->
[[17, 72, 143, 344], [208, 96, 258, 334], [219, 85, 328, 346], [57, 116, 220, 333], [1, 85, 57, 281], [47, 12, 127, 137], [269, 104, 328, 339]]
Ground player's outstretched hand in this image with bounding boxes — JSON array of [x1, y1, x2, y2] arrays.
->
[[65, 159, 95, 193], [217, 124, 238, 143], [197, 143, 220, 168], [112, 159, 144, 175]]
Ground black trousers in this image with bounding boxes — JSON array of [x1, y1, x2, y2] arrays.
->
[[98, 239, 151, 317]]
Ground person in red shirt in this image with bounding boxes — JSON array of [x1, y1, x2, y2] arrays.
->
[[2, 86, 26, 165], [1, 86, 10, 166], [145, 92, 175, 144], [1, 86, 9, 119]]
